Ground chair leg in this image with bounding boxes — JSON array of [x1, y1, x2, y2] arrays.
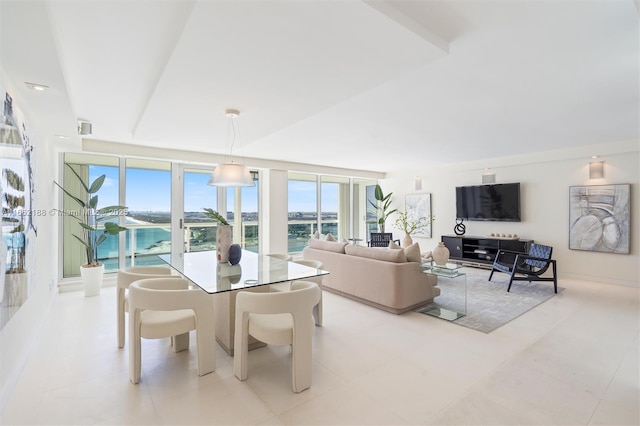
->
[[291, 328, 313, 393], [488, 268, 495, 281], [233, 313, 250, 381], [129, 311, 142, 384], [173, 333, 190, 352], [552, 262, 558, 293], [507, 273, 515, 292], [117, 290, 125, 348], [313, 295, 323, 327]]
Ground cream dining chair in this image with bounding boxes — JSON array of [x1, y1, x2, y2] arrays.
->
[[292, 259, 324, 326], [233, 280, 321, 393], [128, 277, 216, 384], [116, 266, 177, 348]]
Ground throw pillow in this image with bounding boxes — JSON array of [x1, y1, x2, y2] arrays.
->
[[388, 240, 401, 249], [311, 230, 321, 239], [324, 233, 337, 242], [404, 242, 422, 263]]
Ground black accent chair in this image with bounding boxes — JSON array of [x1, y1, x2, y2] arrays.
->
[[367, 232, 400, 248], [489, 243, 557, 293]]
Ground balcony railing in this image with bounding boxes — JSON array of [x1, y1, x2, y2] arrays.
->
[[96, 218, 338, 272]]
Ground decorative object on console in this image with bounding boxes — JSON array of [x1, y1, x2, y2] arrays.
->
[[454, 218, 466, 236], [569, 184, 630, 254], [432, 242, 450, 266], [229, 244, 242, 265], [207, 109, 254, 187], [405, 193, 432, 237]]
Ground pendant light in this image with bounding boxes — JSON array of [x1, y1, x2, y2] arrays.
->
[[208, 109, 255, 187]]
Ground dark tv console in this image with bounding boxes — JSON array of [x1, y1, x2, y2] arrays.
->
[[441, 235, 533, 269]]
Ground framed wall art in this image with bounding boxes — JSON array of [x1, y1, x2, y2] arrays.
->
[[569, 184, 630, 254], [405, 193, 432, 238]]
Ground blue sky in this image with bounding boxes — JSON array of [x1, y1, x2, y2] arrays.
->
[[90, 166, 337, 213]]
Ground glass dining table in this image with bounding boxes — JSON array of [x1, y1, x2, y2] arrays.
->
[[158, 250, 328, 355]]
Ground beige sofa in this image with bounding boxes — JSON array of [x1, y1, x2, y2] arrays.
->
[[302, 239, 439, 314]]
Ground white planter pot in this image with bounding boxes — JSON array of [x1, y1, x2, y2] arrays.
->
[[80, 264, 104, 297]]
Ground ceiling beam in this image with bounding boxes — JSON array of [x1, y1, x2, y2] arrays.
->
[[362, 0, 449, 53]]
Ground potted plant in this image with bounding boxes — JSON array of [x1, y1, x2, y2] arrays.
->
[[203, 208, 231, 262], [55, 164, 127, 296], [394, 210, 431, 247], [368, 184, 397, 233]]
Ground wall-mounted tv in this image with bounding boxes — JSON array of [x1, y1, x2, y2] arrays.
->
[[456, 183, 521, 222]]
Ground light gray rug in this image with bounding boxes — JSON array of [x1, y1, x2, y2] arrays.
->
[[417, 268, 562, 333]]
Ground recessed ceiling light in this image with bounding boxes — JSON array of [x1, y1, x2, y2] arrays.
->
[[591, 155, 599, 159], [25, 82, 49, 91], [55, 135, 69, 139]]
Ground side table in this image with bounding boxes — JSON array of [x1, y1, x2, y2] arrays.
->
[[419, 261, 467, 321]]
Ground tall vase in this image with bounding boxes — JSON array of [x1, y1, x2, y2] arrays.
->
[[216, 224, 232, 263], [403, 233, 413, 248], [432, 242, 450, 266], [80, 263, 104, 297]]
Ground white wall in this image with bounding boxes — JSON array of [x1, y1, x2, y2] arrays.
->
[[384, 141, 639, 286], [0, 79, 58, 409]]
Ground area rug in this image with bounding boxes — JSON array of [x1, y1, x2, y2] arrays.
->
[[416, 268, 562, 333]]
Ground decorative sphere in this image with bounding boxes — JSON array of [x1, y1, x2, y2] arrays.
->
[[228, 244, 242, 265]]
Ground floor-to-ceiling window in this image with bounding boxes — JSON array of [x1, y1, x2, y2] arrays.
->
[[288, 173, 317, 253], [320, 175, 350, 240], [183, 168, 218, 253], [124, 159, 171, 267], [227, 174, 259, 253], [61, 153, 121, 277]]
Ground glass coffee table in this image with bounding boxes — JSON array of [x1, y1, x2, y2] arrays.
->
[[417, 261, 467, 321]]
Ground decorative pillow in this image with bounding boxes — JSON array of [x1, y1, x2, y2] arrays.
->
[[388, 240, 401, 249], [311, 230, 321, 239], [421, 250, 433, 261], [308, 238, 348, 253], [345, 244, 407, 263], [324, 233, 337, 242], [404, 242, 422, 263]]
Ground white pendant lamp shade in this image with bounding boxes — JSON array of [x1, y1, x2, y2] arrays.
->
[[208, 109, 255, 187], [208, 162, 254, 187]]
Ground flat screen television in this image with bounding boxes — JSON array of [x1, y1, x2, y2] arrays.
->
[[456, 183, 521, 222]]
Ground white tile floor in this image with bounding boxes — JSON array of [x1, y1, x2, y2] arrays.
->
[[1, 274, 638, 425]]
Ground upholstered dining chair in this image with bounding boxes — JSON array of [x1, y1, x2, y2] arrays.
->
[[234, 280, 321, 393], [489, 243, 557, 293], [128, 277, 216, 384], [116, 266, 177, 348], [292, 259, 324, 326]]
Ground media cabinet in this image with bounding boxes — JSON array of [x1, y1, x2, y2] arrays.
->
[[441, 235, 533, 269]]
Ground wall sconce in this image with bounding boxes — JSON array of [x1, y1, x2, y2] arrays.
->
[[482, 170, 495, 184], [589, 161, 604, 179], [414, 176, 423, 191], [77, 120, 92, 135]]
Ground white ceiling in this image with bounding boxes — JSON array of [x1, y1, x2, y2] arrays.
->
[[1, 0, 638, 174]]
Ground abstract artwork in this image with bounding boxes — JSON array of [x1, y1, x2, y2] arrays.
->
[[1, 87, 37, 329], [569, 184, 630, 254], [405, 193, 432, 238]]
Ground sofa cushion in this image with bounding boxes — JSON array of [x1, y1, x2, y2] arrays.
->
[[345, 244, 407, 263], [404, 242, 422, 263], [308, 238, 348, 253]]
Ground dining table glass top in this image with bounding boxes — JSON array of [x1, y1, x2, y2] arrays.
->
[[158, 250, 328, 294]]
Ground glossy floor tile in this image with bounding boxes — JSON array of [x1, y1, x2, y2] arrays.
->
[[1, 275, 638, 425]]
